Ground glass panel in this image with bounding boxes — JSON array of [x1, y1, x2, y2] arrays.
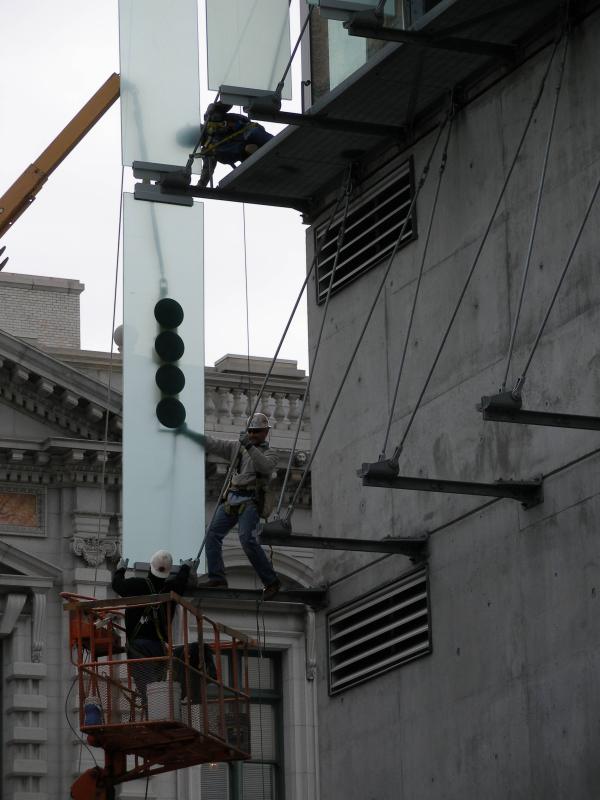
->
[[242, 762, 276, 799], [249, 704, 276, 760], [206, 0, 292, 98], [328, 18, 366, 88], [122, 195, 205, 566], [119, 0, 201, 166], [201, 762, 229, 797]]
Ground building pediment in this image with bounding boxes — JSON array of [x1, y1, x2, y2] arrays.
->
[[0, 537, 61, 593], [0, 329, 122, 442]]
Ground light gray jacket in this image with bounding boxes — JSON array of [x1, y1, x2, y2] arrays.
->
[[203, 435, 278, 491]]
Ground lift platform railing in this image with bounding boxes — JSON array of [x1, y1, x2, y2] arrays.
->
[[62, 592, 254, 786]]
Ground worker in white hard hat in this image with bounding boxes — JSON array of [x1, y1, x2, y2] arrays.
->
[[111, 551, 201, 703], [177, 412, 281, 600]]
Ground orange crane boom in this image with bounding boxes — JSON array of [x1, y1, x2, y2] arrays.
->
[[0, 73, 120, 241]]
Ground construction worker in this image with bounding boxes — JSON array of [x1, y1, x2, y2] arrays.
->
[[177, 413, 281, 600], [198, 101, 273, 187], [111, 551, 214, 705]]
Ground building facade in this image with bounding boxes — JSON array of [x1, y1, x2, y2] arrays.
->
[[0, 272, 318, 799]]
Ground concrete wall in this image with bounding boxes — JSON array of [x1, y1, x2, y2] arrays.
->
[[0, 272, 83, 350], [306, 11, 600, 800]]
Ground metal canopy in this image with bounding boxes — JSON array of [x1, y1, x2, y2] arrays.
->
[[217, 0, 597, 217]]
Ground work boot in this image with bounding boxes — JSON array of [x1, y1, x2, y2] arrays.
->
[[262, 579, 281, 601], [196, 576, 228, 589]]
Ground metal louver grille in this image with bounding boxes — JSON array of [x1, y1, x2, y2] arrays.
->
[[328, 568, 431, 694], [315, 158, 416, 304]]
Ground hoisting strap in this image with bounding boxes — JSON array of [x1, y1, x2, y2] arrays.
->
[[283, 110, 451, 521], [388, 31, 565, 465], [500, 31, 569, 392]]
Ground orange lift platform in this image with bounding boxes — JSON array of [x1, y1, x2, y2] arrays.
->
[[62, 591, 253, 799]]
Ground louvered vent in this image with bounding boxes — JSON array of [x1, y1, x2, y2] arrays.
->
[[315, 158, 416, 304], [328, 568, 431, 694]]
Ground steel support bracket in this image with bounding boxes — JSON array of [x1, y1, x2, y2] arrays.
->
[[345, 17, 517, 62], [248, 108, 406, 140], [480, 392, 600, 431], [260, 525, 428, 561], [132, 161, 194, 207], [359, 461, 543, 508]]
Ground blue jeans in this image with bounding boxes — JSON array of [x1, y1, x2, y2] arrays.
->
[[206, 501, 277, 586]]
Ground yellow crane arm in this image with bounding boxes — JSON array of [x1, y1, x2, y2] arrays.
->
[[0, 73, 120, 240]]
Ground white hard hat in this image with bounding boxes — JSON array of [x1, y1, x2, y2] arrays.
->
[[150, 550, 173, 578], [247, 412, 271, 430]]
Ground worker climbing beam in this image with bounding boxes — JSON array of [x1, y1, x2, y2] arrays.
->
[[360, 460, 543, 508]]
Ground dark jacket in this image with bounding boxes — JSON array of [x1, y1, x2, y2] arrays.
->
[[111, 565, 190, 642]]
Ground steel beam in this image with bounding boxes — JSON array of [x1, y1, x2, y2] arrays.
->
[[260, 528, 428, 559], [132, 162, 310, 213], [247, 108, 405, 139], [480, 392, 600, 431], [360, 460, 542, 508], [191, 585, 328, 609], [346, 21, 517, 61]]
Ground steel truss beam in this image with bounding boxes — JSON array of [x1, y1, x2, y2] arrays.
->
[[480, 392, 600, 431], [359, 460, 542, 508]]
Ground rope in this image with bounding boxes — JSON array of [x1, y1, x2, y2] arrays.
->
[[92, 165, 125, 593], [284, 112, 450, 521], [501, 33, 569, 391], [381, 114, 454, 458], [512, 169, 600, 396], [275, 163, 355, 516], [195, 169, 357, 559], [389, 33, 563, 464]]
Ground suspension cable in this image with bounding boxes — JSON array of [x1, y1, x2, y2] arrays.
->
[[512, 169, 600, 396], [501, 33, 569, 391], [284, 112, 450, 521], [275, 163, 355, 516], [275, 5, 313, 97], [389, 33, 564, 465], [92, 166, 125, 592], [195, 171, 354, 560], [381, 114, 454, 458]]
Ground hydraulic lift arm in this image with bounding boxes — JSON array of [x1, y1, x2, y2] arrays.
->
[[0, 73, 120, 240]]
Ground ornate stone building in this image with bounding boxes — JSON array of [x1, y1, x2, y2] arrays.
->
[[0, 271, 318, 800]]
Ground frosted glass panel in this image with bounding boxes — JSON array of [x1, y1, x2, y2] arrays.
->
[[119, 0, 201, 166], [122, 194, 205, 565], [328, 18, 366, 88], [206, 0, 292, 99]]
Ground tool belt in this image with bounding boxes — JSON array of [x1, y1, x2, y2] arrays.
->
[[223, 489, 257, 516]]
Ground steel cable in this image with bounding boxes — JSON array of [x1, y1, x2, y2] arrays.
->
[[284, 112, 451, 521], [389, 34, 563, 464], [275, 163, 355, 516], [501, 33, 569, 391], [381, 114, 454, 458]]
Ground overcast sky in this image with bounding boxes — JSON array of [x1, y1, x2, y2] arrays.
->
[[1, 0, 309, 371]]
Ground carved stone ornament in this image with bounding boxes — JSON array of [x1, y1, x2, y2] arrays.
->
[[71, 536, 118, 567]]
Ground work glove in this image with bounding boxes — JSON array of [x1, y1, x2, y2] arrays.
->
[[116, 557, 129, 571], [180, 558, 198, 574], [239, 431, 252, 449]]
